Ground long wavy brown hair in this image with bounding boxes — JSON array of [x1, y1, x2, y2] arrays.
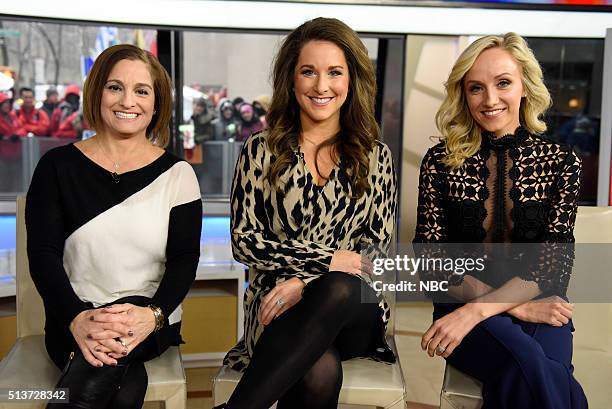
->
[[266, 17, 379, 198]]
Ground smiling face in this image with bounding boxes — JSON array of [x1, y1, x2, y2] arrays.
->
[[100, 59, 155, 139], [464, 47, 524, 138], [293, 40, 349, 131]]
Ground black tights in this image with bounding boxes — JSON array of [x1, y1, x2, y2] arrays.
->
[[226, 272, 381, 409]]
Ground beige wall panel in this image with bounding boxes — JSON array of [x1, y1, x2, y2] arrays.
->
[[0, 315, 16, 360], [181, 295, 237, 354], [183, 32, 281, 103], [400, 35, 469, 243]]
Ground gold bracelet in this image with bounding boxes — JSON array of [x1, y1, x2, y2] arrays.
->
[[148, 304, 164, 332]]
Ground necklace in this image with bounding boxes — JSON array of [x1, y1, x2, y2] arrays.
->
[[96, 137, 147, 183], [301, 136, 320, 146]]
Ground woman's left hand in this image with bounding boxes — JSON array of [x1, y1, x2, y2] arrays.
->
[[421, 305, 483, 358], [90, 303, 156, 359], [259, 277, 305, 326]]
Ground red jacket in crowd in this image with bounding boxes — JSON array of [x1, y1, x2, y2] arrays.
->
[[0, 111, 26, 138], [16, 107, 50, 136], [50, 109, 82, 138]]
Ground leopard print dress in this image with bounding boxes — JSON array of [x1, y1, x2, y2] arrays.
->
[[223, 131, 397, 372]]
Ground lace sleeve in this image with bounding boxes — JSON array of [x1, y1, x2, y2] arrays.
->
[[412, 145, 467, 290], [520, 147, 582, 296], [414, 145, 448, 244]]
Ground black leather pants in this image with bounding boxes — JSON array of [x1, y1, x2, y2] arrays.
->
[[46, 350, 146, 409], [44, 296, 182, 409]]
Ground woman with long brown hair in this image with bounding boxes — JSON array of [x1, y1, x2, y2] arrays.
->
[[217, 17, 397, 409]]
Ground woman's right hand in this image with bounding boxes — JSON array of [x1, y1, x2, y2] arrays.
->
[[329, 250, 372, 275], [69, 309, 132, 367], [507, 296, 573, 326]]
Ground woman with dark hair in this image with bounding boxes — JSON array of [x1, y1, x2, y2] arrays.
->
[[415, 33, 587, 408], [217, 17, 397, 409], [26, 44, 202, 409], [0, 93, 25, 138], [212, 98, 239, 140], [191, 97, 215, 143], [236, 102, 264, 141]]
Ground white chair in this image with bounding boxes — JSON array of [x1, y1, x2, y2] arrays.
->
[[213, 337, 407, 409], [213, 260, 408, 408], [0, 196, 187, 409], [439, 206, 612, 409], [213, 341, 406, 409]]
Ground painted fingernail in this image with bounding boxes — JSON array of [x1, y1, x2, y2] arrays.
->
[[111, 361, 117, 366], [87, 334, 92, 339], [128, 330, 134, 337], [94, 347, 100, 352], [97, 362, 103, 367], [89, 316, 94, 321]]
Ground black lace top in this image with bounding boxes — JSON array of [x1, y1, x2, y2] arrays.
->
[[413, 127, 581, 295]]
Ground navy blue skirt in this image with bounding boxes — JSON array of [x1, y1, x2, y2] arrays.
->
[[434, 303, 588, 409]]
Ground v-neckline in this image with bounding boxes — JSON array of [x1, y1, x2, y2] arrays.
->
[[296, 144, 339, 189], [71, 142, 167, 177]]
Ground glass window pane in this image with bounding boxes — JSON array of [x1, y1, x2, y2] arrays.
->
[[528, 37, 604, 205], [180, 31, 385, 203], [0, 19, 156, 195]]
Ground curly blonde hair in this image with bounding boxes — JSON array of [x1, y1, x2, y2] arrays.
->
[[436, 32, 551, 169], [266, 17, 379, 198]]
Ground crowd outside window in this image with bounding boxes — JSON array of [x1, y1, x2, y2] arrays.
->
[[236, 102, 265, 142], [42, 88, 60, 120], [191, 97, 215, 143], [212, 99, 239, 140], [253, 95, 270, 128], [0, 93, 25, 138], [49, 84, 88, 138], [16, 87, 50, 136]]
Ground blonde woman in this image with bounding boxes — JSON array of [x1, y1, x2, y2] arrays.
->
[[217, 17, 397, 409], [414, 33, 587, 408]]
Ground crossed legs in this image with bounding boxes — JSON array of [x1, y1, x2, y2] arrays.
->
[[226, 272, 382, 409]]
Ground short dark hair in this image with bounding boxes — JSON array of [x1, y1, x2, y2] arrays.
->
[[19, 87, 34, 96], [46, 88, 58, 98], [83, 44, 173, 147]]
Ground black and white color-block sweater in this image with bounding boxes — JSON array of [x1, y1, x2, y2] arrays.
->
[[25, 144, 202, 334]]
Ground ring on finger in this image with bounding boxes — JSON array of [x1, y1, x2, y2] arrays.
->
[[436, 345, 446, 354], [116, 338, 127, 348], [276, 298, 285, 307]]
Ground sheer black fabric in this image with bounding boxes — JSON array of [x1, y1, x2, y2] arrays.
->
[[414, 128, 581, 296], [225, 272, 381, 409]]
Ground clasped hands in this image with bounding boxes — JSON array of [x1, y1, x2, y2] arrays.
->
[[421, 275, 574, 359], [69, 304, 156, 367], [259, 249, 373, 326]]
